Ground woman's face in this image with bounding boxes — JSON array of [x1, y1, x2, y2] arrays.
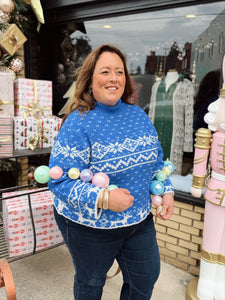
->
[[90, 51, 126, 106]]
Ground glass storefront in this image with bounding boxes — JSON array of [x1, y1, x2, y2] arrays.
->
[[39, 1, 225, 195]]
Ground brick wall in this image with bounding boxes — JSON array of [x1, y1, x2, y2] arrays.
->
[[152, 200, 205, 276]]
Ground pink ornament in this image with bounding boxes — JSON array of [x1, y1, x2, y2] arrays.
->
[[92, 172, 110, 188], [49, 166, 63, 179], [152, 195, 163, 206]]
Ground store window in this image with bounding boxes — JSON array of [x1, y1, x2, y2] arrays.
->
[[39, 2, 225, 194]]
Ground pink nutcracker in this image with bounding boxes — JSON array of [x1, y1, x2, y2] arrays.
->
[[186, 56, 225, 300]]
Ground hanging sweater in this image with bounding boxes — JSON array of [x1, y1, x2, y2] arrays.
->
[[149, 78, 194, 174], [48, 99, 174, 229]]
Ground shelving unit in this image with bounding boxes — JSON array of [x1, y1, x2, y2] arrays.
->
[[0, 148, 52, 260]]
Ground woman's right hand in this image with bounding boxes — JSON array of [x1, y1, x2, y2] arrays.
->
[[108, 188, 134, 212]]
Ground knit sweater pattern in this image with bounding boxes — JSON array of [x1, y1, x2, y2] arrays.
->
[[48, 99, 174, 229]]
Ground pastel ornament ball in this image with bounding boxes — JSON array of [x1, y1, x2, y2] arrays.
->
[[49, 166, 63, 180], [80, 169, 93, 182], [162, 166, 171, 176], [164, 160, 175, 173], [156, 170, 167, 182], [92, 172, 110, 188], [107, 184, 118, 190], [34, 165, 51, 184], [68, 168, 80, 180], [152, 195, 162, 206], [150, 180, 164, 195]]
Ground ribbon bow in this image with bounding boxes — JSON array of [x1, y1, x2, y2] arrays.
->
[[18, 80, 51, 118], [29, 119, 48, 150]]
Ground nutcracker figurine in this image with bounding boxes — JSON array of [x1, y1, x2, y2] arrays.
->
[[186, 56, 225, 300]]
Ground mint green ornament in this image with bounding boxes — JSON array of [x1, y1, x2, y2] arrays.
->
[[107, 184, 118, 190], [34, 165, 51, 184], [156, 171, 167, 181]]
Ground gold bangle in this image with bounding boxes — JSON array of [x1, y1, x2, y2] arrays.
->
[[98, 189, 105, 208], [103, 189, 109, 210]]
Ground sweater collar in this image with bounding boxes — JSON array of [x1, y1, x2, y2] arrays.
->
[[95, 98, 122, 111]]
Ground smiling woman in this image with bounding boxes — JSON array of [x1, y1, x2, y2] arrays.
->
[[90, 52, 126, 106], [47, 43, 175, 299]]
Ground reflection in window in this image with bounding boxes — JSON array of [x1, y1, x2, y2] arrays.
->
[[41, 2, 224, 189]]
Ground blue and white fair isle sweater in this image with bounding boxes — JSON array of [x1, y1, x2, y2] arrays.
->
[[48, 99, 174, 229]]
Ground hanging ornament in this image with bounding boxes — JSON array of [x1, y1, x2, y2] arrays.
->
[[0, 0, 15, 14], [0, 8, 11, 22], [9, 57, 24, 73]]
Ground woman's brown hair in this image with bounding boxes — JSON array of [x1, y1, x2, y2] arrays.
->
[[66, 44, 134, 116]]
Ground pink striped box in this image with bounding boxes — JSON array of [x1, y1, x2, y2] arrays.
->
[[14, 78, 52, 117], [2, 189, 63, 258], [0, 72, 14, 116], [0, 115, 13, 157]]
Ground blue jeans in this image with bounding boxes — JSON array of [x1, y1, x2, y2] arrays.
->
[[54, 208, 160, 300]]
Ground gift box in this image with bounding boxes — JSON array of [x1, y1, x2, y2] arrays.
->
[[2, 189, 64, 258], [0, 24, 27, 56], [0, 72, 14, 116], [14, 78, 52, 117], [50, 116, 62, 145], [0, 115, 13, 157], [13, 116, 61, 150]]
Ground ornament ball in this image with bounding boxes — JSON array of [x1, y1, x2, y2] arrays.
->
[[92, 172, 110, 188], [34, 166, 51, 184], [80, 169, 93, 182], [49, 166, 63, 180]]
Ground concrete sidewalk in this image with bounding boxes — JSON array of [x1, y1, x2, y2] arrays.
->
[[0, 244, 194, 300]]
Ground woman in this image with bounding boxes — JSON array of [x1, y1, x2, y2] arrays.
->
[[48, 44, 174, 300]]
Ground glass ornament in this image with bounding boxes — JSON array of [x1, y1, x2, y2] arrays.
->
[[49, 166, 63, 179], [0, 0, 15, 14], [150, 180, 164, 195], [80, 169, 93, 182], [9, 58, 24, 73], [152, 195, 163, 206], [107, 184, 118, 190], [156, 171, 167, 181], [92, 172, 110, 188], [164, 160, 175, 173], [162, 166, 171, 176], [34, 165, 51, 184], [68, 168, 80, 179]]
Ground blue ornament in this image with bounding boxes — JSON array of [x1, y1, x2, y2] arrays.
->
[[34, 165, 51, 184], [150, 180, 164, 195]]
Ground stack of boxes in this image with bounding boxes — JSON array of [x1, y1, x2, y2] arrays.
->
[[2, 189, 64, 258], [0, 73, 63, 257], [0, 74, 62, 153]]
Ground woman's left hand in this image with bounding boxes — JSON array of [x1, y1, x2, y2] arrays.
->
[[155, 193, 174, 220]]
